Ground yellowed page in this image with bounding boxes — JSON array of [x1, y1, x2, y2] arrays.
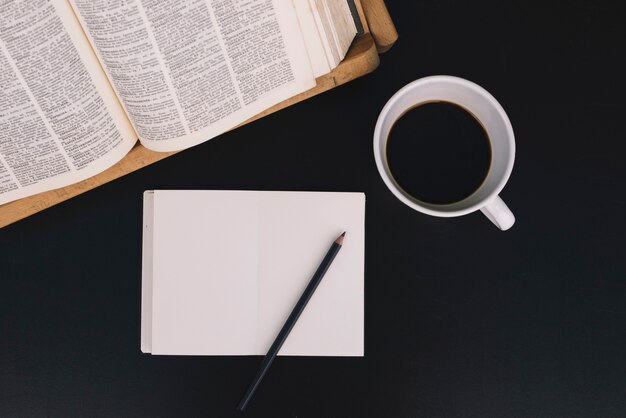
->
[[0, 0, 136, 206], [293, 0, 331, 77], [54, 0, 137, 142], [323, 0, 358, 61], [71, 0, 316, 152]]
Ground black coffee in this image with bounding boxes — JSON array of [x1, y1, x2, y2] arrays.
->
[[386, 102, 491, 205]]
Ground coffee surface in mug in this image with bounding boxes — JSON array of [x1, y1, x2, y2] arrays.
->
[[386, 102, 492, 205]]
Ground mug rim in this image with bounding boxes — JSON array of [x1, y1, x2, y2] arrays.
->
[[373, 75, 516, 217]]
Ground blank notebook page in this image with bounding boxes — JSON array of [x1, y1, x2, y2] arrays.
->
[[141, 190, 364, 356]]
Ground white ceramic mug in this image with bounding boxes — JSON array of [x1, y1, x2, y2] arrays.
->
[[373, 76, 516, 230]]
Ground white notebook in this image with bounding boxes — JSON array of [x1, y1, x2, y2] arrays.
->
[[141, 190, 365, 356]]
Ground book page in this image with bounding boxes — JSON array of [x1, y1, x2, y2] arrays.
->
[[71, 0, 316, 152], [310, 0, 340, 67], [149, 190, 260, 355], [0, 0, 137, 206], [323, 0, 357, 61], [256, 191, 365, 356], [293, 0, 331, 77]]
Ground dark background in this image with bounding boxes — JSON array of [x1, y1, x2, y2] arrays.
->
[[1, 1, 625, 417]]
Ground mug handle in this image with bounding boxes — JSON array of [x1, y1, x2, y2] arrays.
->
[[480, 196, 515, 230]]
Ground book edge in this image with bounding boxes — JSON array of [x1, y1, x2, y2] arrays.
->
[[140, 190, 155, 354]]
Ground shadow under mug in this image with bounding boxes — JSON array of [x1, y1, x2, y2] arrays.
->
[[373, 76, 516, 230]]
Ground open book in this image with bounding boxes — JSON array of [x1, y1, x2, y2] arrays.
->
[[0, 0, 358, 205]]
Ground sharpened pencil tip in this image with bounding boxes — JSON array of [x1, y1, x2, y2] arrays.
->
[[336, 232, 346, 245], [236, 399, 248, 412]]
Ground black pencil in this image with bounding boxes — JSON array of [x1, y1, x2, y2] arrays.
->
[[236, 232, 346, 411]]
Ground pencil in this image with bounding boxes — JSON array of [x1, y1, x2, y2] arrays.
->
[[236, 231, 346, 411]]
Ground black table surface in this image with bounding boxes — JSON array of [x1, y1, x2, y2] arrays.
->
[[1, 1, 625, 417]]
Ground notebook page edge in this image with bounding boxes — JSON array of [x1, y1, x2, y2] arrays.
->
[[140, 190, 155, 354]]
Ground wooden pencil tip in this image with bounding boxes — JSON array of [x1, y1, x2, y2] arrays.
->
[[336, 231, 346, 245]]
